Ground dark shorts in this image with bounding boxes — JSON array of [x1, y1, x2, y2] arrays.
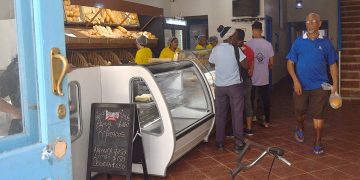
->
[[293, 88, 329, 119]]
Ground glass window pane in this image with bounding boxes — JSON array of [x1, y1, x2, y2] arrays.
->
[[68, 82, 81, 142], [0, 0, 23, 138], [132, 78, 164, 135], [154, 66, 212, 134], [175, 30, 183, 50], [164, 29, 172, 47]]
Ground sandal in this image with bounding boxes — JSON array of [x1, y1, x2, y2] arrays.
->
[[294, 127, 304, 143], [313, 145, 324, 155], [262, 122, 270, 128]]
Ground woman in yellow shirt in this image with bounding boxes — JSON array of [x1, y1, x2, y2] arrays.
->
[[159, 37, 180, 59], [135, 35, 153, 64], [206, 36, 218, 49], [195, 35, 207, 50]]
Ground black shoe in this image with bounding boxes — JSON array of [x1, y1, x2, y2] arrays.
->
[[235, 144, 245, 153], [216, 142, 224, 150], [244, 128, 254, 136]]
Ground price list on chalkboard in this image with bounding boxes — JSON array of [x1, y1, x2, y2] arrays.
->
[[87, 103, 136, 179]]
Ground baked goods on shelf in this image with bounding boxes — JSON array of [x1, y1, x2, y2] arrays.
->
[[64, 0, 81, 22], [63, 0, 141, 26], [115, 50, 135, 64], [98, 51, 122, 65], [67, 50, 135, 67], [135, 94, 153, 102], [81, 6, 139, 26], [82, 51, 111, 66], [82, 6, 103, 24], [78, 25, 157, 39], [127, 13, 140, 25], [67, 51, 89, 67]]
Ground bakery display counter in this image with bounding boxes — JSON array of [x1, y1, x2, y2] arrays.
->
[[68, 61, 215, 178]]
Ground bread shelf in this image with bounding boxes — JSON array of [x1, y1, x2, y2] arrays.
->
[[64, 21, 139, 29], [66, 37, 158, 50], [65, 28, 158, 50]]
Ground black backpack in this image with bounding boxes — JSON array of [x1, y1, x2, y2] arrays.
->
[[233, 45, 249, 81]]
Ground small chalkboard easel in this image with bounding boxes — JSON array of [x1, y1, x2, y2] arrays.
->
[[86, 103, 148, 180]]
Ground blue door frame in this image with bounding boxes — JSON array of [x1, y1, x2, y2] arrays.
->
[[265, 16, 273, 89], [0, 0, 72, 179]]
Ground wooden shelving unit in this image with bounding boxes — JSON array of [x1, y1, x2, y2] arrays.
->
[[64, 0, 162, 50]]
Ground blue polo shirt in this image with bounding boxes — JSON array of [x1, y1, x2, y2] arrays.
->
[[286, 34, 338, 90]]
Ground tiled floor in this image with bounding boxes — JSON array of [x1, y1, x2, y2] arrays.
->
[[95, 77, 360, 179]]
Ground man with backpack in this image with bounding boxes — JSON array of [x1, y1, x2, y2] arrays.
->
[[209, 25, 248, 152]]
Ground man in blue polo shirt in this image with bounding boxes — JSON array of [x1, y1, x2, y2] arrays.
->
[[287, 13, 338, 155]]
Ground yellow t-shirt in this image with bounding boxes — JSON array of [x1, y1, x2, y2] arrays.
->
[[159, 47, 180, 59], [135, 47, 152, 64], [206, 44, 213, 49], [195, 44, 206, 50]]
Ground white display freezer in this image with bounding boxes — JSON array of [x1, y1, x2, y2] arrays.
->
[[68, 60, 215, 179]]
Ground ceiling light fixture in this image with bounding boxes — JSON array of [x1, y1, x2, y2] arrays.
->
[[295, 0, 303, 9]]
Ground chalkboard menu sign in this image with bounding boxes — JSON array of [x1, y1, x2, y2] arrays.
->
[[87, 103, 136, 179]]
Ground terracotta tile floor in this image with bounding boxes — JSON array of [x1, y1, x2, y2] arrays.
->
[[95, 77, 360, 179]]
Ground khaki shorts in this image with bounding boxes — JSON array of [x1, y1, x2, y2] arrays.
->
[[293, 88, 329, 119]]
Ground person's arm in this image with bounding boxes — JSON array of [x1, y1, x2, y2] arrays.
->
[[0, 99, 21, 119], [268, 42, 275, 69], [287, 60, 302, 95], [240, 58, 248, 69], [327, 40, 339, 94], [330, 63, 338, 94], [268, 56, 274, 69], [248, 59, 254, 76], [209, 48, 216, 65]]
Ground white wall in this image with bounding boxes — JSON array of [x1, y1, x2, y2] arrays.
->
[[0, 0, 14, 20], [0, 0, 17, 70], [125, 0, 171, 16], [0, 19, 17, 70], [286, 0, 338, 47], [170, 0, 290, 84], [170, 0, 265, 42]]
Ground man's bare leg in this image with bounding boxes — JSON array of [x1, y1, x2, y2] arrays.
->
[[313, 119, 324, 145], [294, 114, 306, 142], [246, 116, 253, 129], [297, 115, 306, 131]]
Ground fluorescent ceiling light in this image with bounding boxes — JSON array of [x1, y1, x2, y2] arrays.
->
[[165, 18, 187, 26]]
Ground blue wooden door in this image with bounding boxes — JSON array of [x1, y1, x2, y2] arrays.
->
[[0, 0, 72, 179]]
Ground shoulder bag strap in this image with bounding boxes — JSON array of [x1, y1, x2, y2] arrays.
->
[[233, 45, 243, 81]]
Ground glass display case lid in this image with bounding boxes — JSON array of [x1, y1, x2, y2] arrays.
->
[[144, 60, 194, 74], [177, 49, 214, 73]]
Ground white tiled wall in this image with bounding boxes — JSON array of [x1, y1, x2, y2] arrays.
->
[[0, 19, 17, 70]]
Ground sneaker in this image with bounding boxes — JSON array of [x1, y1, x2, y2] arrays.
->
[[235, 144, 245, 153], [313, 145, 324, 155], [294, 127, 304, 143], [261, 122, 270, 128], [244, 128, 254, 136], [216, 142, 224, 150]]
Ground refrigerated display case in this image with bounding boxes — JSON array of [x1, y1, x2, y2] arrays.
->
[[68, 60, 215, 178], [178, 49, 215, 98]]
